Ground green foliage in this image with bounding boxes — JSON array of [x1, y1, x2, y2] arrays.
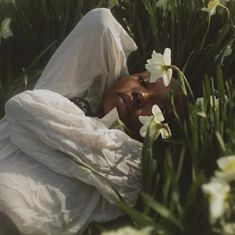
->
[[112, 2, 235, 234], [113, 0, 235, 93], [0, 0, 114, 116], [0, 0, 235, 234], [117, 69, 235, 235]]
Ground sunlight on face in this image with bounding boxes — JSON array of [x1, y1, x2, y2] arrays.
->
[[102, 71, 176, 137]]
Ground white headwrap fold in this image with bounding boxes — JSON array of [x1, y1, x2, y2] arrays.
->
[[35, 8, 137, 112]]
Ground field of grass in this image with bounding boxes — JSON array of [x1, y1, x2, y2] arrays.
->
[[0, 0, 235, 234]]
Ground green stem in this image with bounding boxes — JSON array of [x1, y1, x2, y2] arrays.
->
[[218, 3, 230, 21], [170, 65, 194, 100], [141, 124, 154, 194]]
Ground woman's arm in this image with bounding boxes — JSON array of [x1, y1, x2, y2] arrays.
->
[[5, 89, 141, 206]]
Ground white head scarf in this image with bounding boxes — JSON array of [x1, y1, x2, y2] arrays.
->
[[34, 8, 137, 112]]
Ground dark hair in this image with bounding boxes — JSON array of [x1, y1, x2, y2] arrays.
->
[[69, 97, 92, 116]]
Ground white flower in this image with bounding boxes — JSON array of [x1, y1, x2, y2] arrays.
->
[[139, 104, 171, 140], [101, 226, 153, 235], [196, 97, 205, 108], [196, 111, 208, 118], [0, 17, 13, 44], [202, 179, 230, 223], [202, 0, 220, 16], [223, 223, 235, 235], [209, 96, 219, 111], [216, 155, 235, 181], [202, 0, 228, 16], [145, 48, 173, 86], [196, 95, 219, 111]]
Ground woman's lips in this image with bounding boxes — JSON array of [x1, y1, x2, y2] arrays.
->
[[116, 93, 132, 120]]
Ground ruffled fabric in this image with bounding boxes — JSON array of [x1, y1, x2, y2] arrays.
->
[[0, 8, 140, 234], [0, 89, 141, 234]]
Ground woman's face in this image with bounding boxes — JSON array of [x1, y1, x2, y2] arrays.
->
[[102, 71, 176, 137]]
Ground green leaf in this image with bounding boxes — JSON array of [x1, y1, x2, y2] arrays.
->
[[215, 131, 226, 153], [115, 198, 171, 234], [141, 193, 183, 230]]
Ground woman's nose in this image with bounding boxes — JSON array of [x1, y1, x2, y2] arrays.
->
[[131, 91, 147, 108]]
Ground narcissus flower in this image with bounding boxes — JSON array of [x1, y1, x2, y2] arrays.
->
[[145, 48, 172, 86], [196, 95, 220, 112], [202, 0, 228, 16], [139, 105, 171, 140], [223, 223, 235, 235], [0, 17, 13, 44], [202, 179, 230, 223], [216, 155, 235, 181]]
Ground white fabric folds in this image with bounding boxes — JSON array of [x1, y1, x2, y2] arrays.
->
[[2, 89, 141, 234], [0, 8, 140, 234], [5, 89, 142, 205]]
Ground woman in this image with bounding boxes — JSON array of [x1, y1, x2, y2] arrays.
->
[[0, 8, 176, 234]]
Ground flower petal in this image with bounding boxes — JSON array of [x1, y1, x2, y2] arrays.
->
[[139, 124, 148, 137], [163, 48, 171, 65], [202, 179, 230, 223], [1, 17, 13, 39], [152, 50, 164, 63], [149, 72, 163, 83], [217, 155, 235, 171], [201, 7, 209, 12], [139, 115, 152, 125], [159, 124, 172, 139], [145, 63, 162, 73], [162, 68, 172, 86], [210, 7, 217, 15], [152, 105, 164, 122]]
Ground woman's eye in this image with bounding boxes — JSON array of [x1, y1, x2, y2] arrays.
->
[[138, 77, 148, 88]]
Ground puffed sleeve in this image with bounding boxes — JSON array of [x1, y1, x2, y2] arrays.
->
[[5, 89, 142, 207]]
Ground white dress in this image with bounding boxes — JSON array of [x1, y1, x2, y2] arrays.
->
[[0, 8, 141, 235]]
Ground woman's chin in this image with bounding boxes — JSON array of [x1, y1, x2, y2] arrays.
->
[[121, 118, 142, 140]]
